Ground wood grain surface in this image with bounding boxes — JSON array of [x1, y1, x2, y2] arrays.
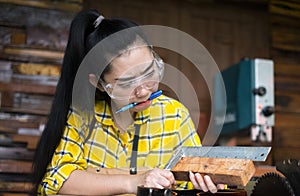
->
[[171, 157, 255, 186]]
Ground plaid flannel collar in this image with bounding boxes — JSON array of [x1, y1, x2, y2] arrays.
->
[[94, 100, 151, 126]]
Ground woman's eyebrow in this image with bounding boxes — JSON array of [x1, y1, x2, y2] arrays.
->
[[116, 60, 154, 82]]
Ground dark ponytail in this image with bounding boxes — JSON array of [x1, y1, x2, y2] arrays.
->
[[32, 9, 101, 193], [32, 9, 150, 193]]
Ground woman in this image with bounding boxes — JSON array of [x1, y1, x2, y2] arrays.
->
[[32, 9, 223, 195]]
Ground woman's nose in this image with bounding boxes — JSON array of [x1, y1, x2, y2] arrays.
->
[[134, 85, 150, 97]]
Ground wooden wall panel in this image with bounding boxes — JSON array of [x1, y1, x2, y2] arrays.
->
[[274, 128, 300, 148], [270, 0, 300, 164], [275, 113, 300, 128], [271, 25, 300, 52], [275, 63, 300, 77], [275, 76, 300, 92], [180, 3, 269, 70], [276, 91, 300, 113], [86, 1, 270, 115], [88, 0, 179, 27], [270, 0, 300, 18], [273, 147, 300, 162], [0, 0, 82, 12], [271, 14, 300, 28], [179, 3, 269, 117]]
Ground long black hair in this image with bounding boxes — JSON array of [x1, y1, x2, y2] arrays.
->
[[32, 9, 149, 193]]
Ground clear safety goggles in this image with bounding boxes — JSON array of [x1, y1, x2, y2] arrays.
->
[[100, 51, 164, 100]]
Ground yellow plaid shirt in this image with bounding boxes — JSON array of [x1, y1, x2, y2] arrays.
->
[[39, 95, 201, 195]]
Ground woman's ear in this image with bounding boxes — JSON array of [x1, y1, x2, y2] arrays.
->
[[89, 74, 105, 92]]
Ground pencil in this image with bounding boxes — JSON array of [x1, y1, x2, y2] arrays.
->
[[116, 90, 162, 113]]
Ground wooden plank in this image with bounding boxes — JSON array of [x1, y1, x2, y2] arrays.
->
[[271, 49, 300, 65], [11, 29, 27, 45], [274, 127, 300, 148], [215, 0, 268, 5], [275, 112, 300, 127], [0, 91, 53, 115], [0, 91, 14, 107], [0, 115, 41, 131], [0, 107, 50, 116], [275, 91, 300, 113], [1, 45, 64, 63], [271, 14, 300, 28], [0, 125, 17, 133], [271, 26, 300, 52], [0, 21, 25, 29], [0, 181, 32, 193], [0, 79, 56, 95], [0, 146, 34, 161], [0, 0, 82, 13], [275, 76, 300, 92], [11, 134, 40, 150], [0, 193, 30, 196], [0, 173, 32, 182], [273, 147, 300, 163], [68, 0, 83, 3], [275, 63, 300, 78], [0, 160, 32, 173], [171, 157, 255, 186], [270, 0, 300, 19]]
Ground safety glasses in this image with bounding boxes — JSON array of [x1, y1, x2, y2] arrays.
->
[[99, 51, 164, 100]]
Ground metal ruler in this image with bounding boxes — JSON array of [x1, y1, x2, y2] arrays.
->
[[164, 146, 271, 169]]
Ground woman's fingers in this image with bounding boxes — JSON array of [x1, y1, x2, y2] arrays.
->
[[189, 171, 208, 192], [160, 169, 176, 186], [189, 172, 224, 193], [195, 173, 209, 192], [189, 171, 197, 188], [142, 168, 175, 189], [140, 169, 225, 192], [203, 175, 218, 193]]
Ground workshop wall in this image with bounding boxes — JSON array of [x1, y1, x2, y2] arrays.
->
[[0, 0, 300, 194], [269, 0, 300, 164], [0, 1, 80, 194]]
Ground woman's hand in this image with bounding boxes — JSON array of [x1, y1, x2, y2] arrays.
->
[[136, 168, 176, 189], [189, 171, 225, 193]]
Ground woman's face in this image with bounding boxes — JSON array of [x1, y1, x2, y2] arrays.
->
[[102, 46, 160, 113]]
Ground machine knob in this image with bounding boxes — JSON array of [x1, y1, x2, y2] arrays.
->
[[253, 87, 267, 96], [262, 106, 275, 117]]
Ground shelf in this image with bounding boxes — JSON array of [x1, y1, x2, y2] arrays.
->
[[0, 45, 64, 64], [0, 106, 50, 116], [0, 159, 32, 173], [11, 134, 40, 150], [0, 0, 82, 13], [0, 113, 43, 132], [0, 76, 56, 95], [0, 146, 35, 161]]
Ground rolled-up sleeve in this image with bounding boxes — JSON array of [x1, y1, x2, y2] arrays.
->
[[39, 112, 88, 195]]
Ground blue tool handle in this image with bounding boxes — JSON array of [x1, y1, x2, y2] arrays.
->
[[149, 90, 162, 100], [116, 90, 162, 113]]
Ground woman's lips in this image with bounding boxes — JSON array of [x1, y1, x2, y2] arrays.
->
[[135, 100, 151, 108]]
